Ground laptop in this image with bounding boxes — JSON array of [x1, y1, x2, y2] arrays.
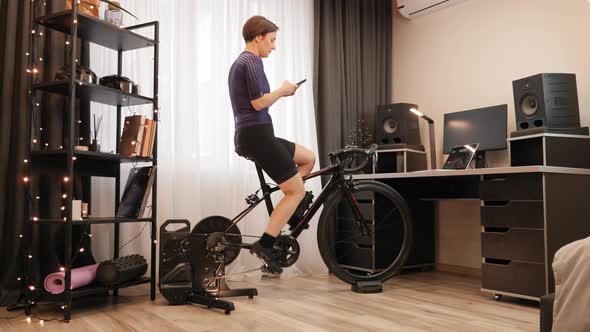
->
[[441, 144, 479, 170]]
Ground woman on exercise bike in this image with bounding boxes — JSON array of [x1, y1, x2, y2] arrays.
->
[[228, 16, 315, 274]]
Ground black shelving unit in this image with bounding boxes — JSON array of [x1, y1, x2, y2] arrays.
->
[[24, 3, 159, 322], [31, 217, 153, 225], [33, 80, 154, 106], [40, 277, 152, 302]]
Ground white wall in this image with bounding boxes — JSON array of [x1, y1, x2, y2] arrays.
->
[[393, 0, 590, 268]]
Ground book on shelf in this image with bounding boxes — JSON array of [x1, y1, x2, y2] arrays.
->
[[120, 115, 156, 158], [138, 166, 156, 218], [120, 115, 145, 157], [140, 119, 151, 157], [116, 166, 156, 218], [148, 119, 157, 157], [140, 119, 157, 157]]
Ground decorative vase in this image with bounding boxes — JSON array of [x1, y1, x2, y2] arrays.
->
[[104, 2, 123, 26], [89, 139, 100, 152]]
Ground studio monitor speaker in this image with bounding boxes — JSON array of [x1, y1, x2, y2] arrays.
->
[[512, 73, 580, 131], [375, 103, 421, 146]]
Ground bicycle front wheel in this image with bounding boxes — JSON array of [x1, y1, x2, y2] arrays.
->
[[317, 180, 413, 284]]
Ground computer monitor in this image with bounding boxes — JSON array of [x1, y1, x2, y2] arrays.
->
[[443, 105, 507, 168]]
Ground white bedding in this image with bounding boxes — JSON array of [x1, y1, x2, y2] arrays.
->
[[552, 236, 590, 332]]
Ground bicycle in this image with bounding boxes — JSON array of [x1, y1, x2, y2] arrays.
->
[[159, 145, 413, 312], [199, 148, 412, 284]]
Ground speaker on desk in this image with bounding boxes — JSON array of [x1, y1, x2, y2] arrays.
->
[[512, 73, 580, 131], [375, 103, 421, 146]]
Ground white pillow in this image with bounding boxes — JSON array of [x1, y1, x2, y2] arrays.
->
[[552, 236, 590, 332]]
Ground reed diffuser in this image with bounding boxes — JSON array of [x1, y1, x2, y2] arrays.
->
[[89, 114, 102, 152]]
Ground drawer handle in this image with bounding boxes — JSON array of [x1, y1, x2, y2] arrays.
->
[[485, 258, 511, 265], [483, 201, 510, 207], [486, 177, 507, 182], [484, 227, 510, 233]]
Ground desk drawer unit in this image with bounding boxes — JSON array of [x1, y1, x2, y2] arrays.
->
[[481, 201, 544, 229], [480, 173, 543, 201], [480, 173, 546, 299], [482, 260, 546, 298], [481, 228, 545, 263]]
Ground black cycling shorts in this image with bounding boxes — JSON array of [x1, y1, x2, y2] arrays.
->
[[234, 124, 299, 184]]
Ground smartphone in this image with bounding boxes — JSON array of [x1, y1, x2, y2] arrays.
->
[[296, 79, 307, 86]]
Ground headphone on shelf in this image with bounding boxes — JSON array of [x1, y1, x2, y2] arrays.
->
[[55, 65, 98, 84], [99, 75, 140, 94]]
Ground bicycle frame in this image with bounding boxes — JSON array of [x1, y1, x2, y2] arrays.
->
[[222, 163, 364, 240]]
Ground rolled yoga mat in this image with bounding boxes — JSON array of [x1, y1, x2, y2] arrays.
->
[[43, 263, 99, 294]]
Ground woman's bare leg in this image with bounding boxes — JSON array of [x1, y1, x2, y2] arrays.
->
[[264, 172, 305, 236], [293, 144, 316, 177]]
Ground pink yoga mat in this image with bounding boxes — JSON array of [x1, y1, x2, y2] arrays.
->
[[44, 264, 99, 294]]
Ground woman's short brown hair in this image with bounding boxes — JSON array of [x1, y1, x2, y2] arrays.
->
[[242, 16, 279, 43]]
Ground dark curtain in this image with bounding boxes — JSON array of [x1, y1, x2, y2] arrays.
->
[[313, 0, 392, 168], [1, 0, 94, 306]]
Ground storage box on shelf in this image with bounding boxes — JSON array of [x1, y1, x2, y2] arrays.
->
[[24, 2, 159, 322], [509, 133, 590, 168], [372, 144, 427, 174]]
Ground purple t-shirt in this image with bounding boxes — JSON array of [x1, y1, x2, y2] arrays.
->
[[228, 51, 272, 129]]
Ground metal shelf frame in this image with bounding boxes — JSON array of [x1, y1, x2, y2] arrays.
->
[[24, 2, 159, 322]]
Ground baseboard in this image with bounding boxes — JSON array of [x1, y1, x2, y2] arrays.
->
[[436, 263, 481, 278]]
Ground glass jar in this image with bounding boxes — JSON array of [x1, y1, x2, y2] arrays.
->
[[104, 2, 123, 27]]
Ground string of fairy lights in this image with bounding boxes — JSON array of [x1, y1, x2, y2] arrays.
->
[[19, 0, 160, 323]]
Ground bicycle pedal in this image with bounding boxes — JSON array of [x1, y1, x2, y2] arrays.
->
[[252, 254, 268, 266]]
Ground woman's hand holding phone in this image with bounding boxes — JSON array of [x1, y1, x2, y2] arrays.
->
[[280, 81, 298, 96]]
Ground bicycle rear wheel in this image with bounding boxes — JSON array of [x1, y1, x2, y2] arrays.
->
[[317, 180, 412, 284]]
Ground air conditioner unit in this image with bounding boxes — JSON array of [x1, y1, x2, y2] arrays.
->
[[396, 0, 468, 19]]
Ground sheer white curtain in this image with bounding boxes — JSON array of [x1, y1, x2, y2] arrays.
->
[[90, 0, 326, 277]]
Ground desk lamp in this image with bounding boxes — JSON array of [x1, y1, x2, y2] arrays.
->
[[409, 107, 437, 169]]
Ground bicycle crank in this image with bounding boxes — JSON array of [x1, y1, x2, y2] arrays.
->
[[273, 235, 300, 267]]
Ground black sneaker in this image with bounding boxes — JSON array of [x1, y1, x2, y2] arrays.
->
[[250, 241, 283, 274]]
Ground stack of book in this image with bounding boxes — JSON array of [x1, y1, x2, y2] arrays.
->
[[120, 115, 157, 157]]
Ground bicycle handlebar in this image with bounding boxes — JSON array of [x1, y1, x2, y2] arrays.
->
[[329, 143, 378, 173]]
